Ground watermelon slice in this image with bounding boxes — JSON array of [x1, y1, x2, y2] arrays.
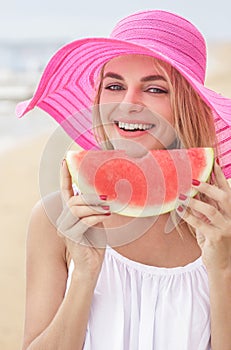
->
[[66, 147, 214, 217]]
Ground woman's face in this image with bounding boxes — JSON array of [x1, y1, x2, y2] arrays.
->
[[98, 54, 176, 156]]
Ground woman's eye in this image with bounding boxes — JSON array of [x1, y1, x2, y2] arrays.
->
[[146, 87, 167, 94], [105, 84, 124, 91]]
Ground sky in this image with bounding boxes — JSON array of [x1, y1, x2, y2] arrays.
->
[[0, 0, 231, 42]]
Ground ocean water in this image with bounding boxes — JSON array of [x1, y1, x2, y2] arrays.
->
[[0, 101, 57, 154], [0, 39, 65, 154]]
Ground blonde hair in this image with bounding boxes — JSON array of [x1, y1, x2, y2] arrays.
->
[[92, 64, 113, 149], [92, 56, 218, 238]]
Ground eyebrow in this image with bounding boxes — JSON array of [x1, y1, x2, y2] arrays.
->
[[103, 72, 167, 82]]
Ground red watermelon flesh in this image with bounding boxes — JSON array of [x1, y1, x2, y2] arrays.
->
[[66, 148, 214, 217]]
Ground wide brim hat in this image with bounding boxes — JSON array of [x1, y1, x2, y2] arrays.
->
[[16, 10, 231, 179]]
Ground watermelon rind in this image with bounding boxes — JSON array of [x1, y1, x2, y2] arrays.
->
[[66, 148, 214, 217]]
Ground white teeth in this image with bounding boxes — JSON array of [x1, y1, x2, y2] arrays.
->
[[117, 121, 154, 131]]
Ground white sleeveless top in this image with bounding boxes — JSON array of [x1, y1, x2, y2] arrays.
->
[[66, 246, 211, 350]]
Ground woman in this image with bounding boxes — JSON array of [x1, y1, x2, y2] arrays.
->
[[17, 10, 231, 350]]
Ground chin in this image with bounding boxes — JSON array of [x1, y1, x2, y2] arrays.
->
[[111, 141, 160, 157]]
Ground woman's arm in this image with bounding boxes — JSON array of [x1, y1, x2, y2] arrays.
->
[[22, 194, 99, 350], [208, 268, 231, 350], [23, 156, 109, 350], [177, 161, 231, 350]]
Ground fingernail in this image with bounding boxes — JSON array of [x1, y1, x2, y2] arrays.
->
[[178, 193, 187, 201], [99, 195, 107, 200], [177, 205, 184, 212], [62, 159, 66, 166], [216, 157, 220, 166], [102, 205, 110, 211], [192, 179, 200, 186], [104, 212, 111, 216]]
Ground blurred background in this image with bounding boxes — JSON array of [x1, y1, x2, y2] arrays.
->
[[1, 1, 231, 349]]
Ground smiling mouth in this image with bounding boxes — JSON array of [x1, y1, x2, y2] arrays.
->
[[115, 121, 156, 132]]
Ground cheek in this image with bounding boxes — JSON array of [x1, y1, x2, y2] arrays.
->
[[100, 89, 124, 105], [149, 98, 173, 124], [99, 90, 114, 104], [165, 102, 174, 124], [99, 103, 117, 127], [162, 96, 173, 120]]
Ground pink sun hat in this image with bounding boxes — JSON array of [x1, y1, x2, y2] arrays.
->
[[15, 10, 231, 178]]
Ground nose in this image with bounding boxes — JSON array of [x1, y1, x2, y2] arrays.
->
[[119, 88, 144, 113]]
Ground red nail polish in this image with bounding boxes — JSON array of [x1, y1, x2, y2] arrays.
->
[[177, 206, 184, 212], [179, 193, 187, 201], [192, 179, 200, 186], [216, 157, 220, 166], [104, 212, 111, 216], [99, 195, 107, 200], [102, 205, 110, 211]]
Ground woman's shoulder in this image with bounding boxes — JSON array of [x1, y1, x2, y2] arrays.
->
[[28, 191, 66, 262], [32, 190, 63, 223]]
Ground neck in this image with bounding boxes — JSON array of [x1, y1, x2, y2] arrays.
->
[[106, 213, 201, 267], [104, 212, 192, 248]]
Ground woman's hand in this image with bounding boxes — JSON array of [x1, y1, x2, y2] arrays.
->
[[56, 159, 110, 283], [177, 160, 231, 272]]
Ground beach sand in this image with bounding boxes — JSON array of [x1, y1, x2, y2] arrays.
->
[[0, 133, 53, 350], [1, 43, 231, 350], [0, 130, 81, 350]]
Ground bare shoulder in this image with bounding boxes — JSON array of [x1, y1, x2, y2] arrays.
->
[[31, 190, 64, 229], [23, 192, 68, 349], [27, 190, 67, 266]]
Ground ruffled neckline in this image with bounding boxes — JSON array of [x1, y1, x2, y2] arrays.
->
[[107, 245, 203, 276]]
